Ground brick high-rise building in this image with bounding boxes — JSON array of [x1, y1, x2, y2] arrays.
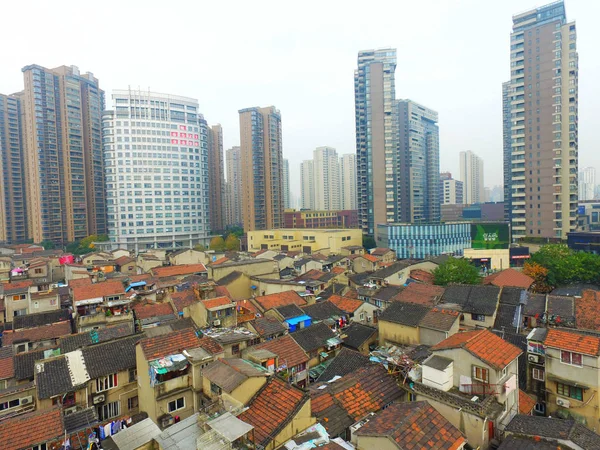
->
[[507, 0, 578, 240], [208, 124, 225, 232], [239, 106, 283, 231], [21, 65, 106, 244], [0, 93, 27, 244]]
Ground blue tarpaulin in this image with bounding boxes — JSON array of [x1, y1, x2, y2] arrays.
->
[[126, 281, 147, 292]]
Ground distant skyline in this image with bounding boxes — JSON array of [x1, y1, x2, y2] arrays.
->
[[2, 0, 599, 200]]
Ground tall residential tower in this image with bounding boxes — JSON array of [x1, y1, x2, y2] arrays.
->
[[225, 146, 242, 227], [396, 100, 440, 223], [21, 65, 106, 244], [239, 106, 283, 231], [340, 153, 357, 210], [508, 1, 578, 239], [459, 150, 484, 205], [103, 89, 210, 251], [282, 158, 291, 209], [0, 93, 27, 244], [208, 124, 225, 232], [354, 49, 397, 235]]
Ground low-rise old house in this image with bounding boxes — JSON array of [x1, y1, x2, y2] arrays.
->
[[440, 284, 501, 329], [328, 295, 379, 325], [370, 247, 396, 264], [310, 364, 404, 439], [238, 376, 315, 450], [71, 280, 132, 332], [341, 323, 378, 355], [266, 303, 311, 332], [2, 321, 71, 354], [151, 263, 208, 281], [406, 329, 522, 448], [251, 290, 308, 314], [187, 296, 236, 328], [352, 254, 379, 273], [244, 317, 288, 342], [291, 322, 341, 368], [202, 327, 259, 358], [248, 334, 310, 387], [201, 358, 269, 406], [0, 407, 65, 450], [353, 401, 467, 450]]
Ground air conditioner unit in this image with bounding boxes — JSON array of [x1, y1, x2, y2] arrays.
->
[[92, 394, 106, 405], [63, 406, 78, 416], [557, 398, 571, 408], [213, 319, 221, 327], [528, 354, 539, 363], [159, 414, 174, 428], [20, 396, 33, 405]]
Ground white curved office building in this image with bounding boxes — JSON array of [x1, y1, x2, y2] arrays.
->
[[103, 89, 210, 251]]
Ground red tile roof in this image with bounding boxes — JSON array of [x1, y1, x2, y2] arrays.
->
[[393, 283, 445, 306], [328, 295, 363, 314], [254, 335, 309, 369], [253, 290, 307, 312], [151, 263, 207, 278], [214, 286, 231, 298], [133, 302, 174, 319], [484, 268, 534, 289], [2, 279, 34, 292], [211, 257, 230, 266], [171, 290, 198, 312], [72, 280, 125, 302], [331, 267, 346, 275], [519, 389, 536, 415], [432, 329, 522, 370], [67, 277, 92, 288], [1, 321, 72, 346], [115, 255, 135, 266], [202, 296, 234, 310], [139, 328, 202, 360], [343, 289, 359, 299], [356, 401, 466, 450], [409, 269, 435, 284], [311, 364, 404, 435], [576, 290, 600, 331], [0, 407, 64, 450], [238, 377, 309, 447], [362, 254, 379, 263], [129, 273, 153, 283], [0, 348, 14, 379], [544, 328, 600, 356], [198, 336, 224, 355]]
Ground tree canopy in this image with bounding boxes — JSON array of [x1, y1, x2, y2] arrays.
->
[[529, 244, 600, 287], [225, 234, 240, 251], [362, 235, 376, 250], [433, 257, 481, 286], [209, 236, 226, 251], [39, 240, 55, 250], [66, 234, 109, 255]]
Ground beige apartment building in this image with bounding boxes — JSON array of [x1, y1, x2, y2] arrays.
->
[[239, 106, 283, 231], [507, 1, 578, 239], [246, 228, 362, 255], [208, 124, 225, 232], [20, 64, 106, 244]]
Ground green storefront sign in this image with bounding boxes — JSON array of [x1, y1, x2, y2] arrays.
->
[[471, 223, 509, 249]]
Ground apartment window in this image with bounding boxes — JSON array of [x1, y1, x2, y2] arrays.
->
[[128, 368, 137, 383], [557, 383, 583, 401], [0, 398, 21, 411], [34, 268, 43, 274], [231, 344, 240, 355], [96, 373, 118, 392], [471, 314, 485, 322], [31, 445, 47, 450], [472, 366, 489, 383], [127, 396, 139, 411], [168, 397, 185, 413], [560, 350, 582, 367], [534, 402, 545, 414], [97, 401, 120, 421], [532, 368, 545, 381], [12, 294, 26, 301]]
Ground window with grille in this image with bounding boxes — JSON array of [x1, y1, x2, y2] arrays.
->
[[96, 373, 118, 392]]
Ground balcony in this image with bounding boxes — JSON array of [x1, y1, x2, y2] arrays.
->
[[77, 311, 133, 332], [156, 374, 191, 399]]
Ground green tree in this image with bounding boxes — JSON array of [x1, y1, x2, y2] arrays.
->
[[209, 236, 226, 251], [362, 235, 376, 250], [225, 234, 240, 251], [523, 262, 553, 293], [529, 244, 600, 286], [433, 258, 481, 286], [193, 243, 207, 251], [67, 234, 110, 255], [39, 240, 55, 250], [225, 225, 244, 238]]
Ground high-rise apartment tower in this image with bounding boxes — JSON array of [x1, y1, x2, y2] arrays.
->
[[340, 153, 357, 211], [508, 0, 578, 239], [225, 146, 242, 227], [208, 124, 225, 232], [21, 65, 106, 244], [239, 106, 283, 231], [459, 150, 484, 205]]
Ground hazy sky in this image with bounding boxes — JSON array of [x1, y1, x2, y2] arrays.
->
[[2, 0, 599, 201]]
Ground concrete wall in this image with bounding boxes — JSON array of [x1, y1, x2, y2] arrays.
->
[[378, 321, 419, 345], [210, 260, 277, 282], [545, 347, 600, 428], [356, 436, 397, 450], [383, 261, 438, 285], [464, 248, 510, 271], [353, 257, 377, 273], [169, 250, 208, 266], [267, 400, 316, 450]]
